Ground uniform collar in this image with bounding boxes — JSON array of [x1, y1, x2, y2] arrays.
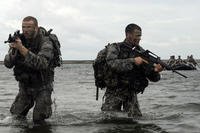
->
[[124, 39, 136, 48]]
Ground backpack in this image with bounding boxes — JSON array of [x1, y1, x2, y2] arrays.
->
[[93, 43, 119, 89], [39, 27, 62, 68], [93, 47, 107, 89]]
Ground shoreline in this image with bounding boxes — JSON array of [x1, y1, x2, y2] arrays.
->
[[0, 59, 199, 65], [0, 60, 94, 65]]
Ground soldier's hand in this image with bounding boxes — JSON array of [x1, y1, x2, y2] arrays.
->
[[134, 57, 148, 65], [154, 64, 163, 72], [9, 38, 23, 50], [9, 38, 28, 56]]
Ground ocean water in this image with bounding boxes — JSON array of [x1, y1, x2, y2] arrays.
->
[[0, 64, 199, 133]]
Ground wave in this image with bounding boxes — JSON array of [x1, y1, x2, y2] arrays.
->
[[0, 112, 169, 133]]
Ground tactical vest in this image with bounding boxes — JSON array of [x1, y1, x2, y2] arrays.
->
[[13, 30, 54, 87], [112, 42, 149, 93], [94, 42, 149, 93]]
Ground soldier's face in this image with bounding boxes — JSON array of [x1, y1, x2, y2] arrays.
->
[[22, 20, 38, 39], [128, 29, 142, 45]]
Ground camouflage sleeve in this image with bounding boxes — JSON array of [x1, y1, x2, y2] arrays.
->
[[4, 48, 17, 69], [106, 44, 135, 73], [23, 37, 54, 70]]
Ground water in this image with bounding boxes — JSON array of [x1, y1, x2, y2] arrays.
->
[[0, 64, 199, 133]]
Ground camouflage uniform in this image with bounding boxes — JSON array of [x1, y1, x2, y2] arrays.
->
[[4, 28, 54, 122], [101, 41, 161, 116]]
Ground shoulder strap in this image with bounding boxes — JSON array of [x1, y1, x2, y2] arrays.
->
[[106, 42, 121, 52]]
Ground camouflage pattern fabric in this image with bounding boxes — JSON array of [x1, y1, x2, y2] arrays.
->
[[10, 83, 53, 122], [4, 29, 55, 122], [101, 87, 142, 116], [101, 41, 160, 116]]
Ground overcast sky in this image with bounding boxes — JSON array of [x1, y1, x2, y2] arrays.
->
[[0, 0, 200, 60]]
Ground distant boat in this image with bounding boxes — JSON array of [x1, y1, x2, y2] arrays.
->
[[171, 63, 197, 70], [166, 55, 198, 70]]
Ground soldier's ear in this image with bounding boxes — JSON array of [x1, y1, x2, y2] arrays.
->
[[35, 26, 39, 32], [126, 32, 132, 39], [125, 33, 128, 38]]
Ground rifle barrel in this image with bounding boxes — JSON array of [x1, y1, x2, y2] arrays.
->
[[172, 70, 188, 78], [96, 87, 99, 101]]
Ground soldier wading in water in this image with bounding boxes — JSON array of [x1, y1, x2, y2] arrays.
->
[[94, 23, 163, 117], [4, 16, 61, 124]]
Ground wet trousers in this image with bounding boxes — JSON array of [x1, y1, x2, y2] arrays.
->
[[101, 87, 142, 116], [10, 82, 53, 122]]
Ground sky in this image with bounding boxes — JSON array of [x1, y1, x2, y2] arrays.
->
[[0, 0, 200, 60]]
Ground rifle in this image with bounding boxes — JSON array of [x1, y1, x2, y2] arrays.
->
[[132, 47, 188, 78], [4, 30, 27, 55], [96, 87, 99, 101], [4, 30, 21, 44]]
